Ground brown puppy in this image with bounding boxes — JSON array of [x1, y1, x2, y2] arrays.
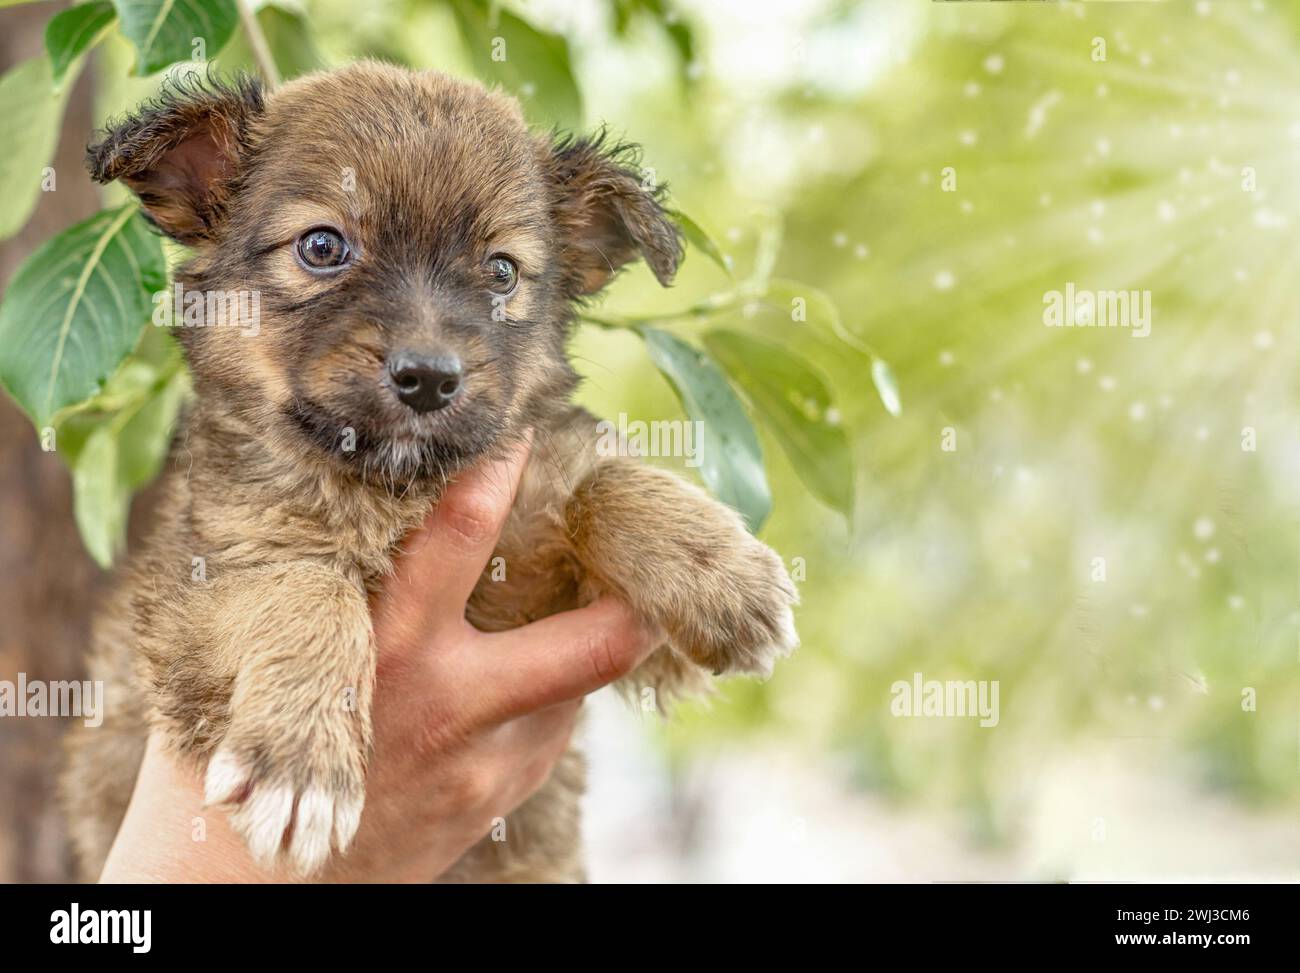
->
[[60, 61, 797, 882]]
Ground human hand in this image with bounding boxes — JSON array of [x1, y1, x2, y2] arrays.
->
[[98, 437, 661, 883]]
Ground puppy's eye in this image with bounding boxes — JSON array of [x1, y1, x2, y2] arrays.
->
[[296, 228, 350, 271], [485, 255, 518, 295]]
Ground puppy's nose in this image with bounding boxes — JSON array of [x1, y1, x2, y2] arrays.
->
[[387, 352, 463, 413]]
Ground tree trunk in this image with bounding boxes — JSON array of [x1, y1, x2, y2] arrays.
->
[[0, 2, 107, 883]]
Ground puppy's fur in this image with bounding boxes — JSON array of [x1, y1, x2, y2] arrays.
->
[[60, 62, 797, 882]]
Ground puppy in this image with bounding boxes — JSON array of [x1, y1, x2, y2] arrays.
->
[[60, 62, 797, 882]]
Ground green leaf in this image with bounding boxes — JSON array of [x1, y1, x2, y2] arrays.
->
[[760, 278, 851, 343], [749, 211, 783, 291], [70, 361, 187, 567], [641, 327, 772, 531], [255, 3, 322, 79], [113, 0, 239, 76], [0, 206, 167, 429], [759, 278, 902, 420], [55, 332, 179, 461], [46, 0, 117, 87], [72, 421, 125, 568], [672, 209, 732, 277], [703, 329, 854, 517], [661, 19, 695, 81], [449, 0, 583, 131], [612, 0, 697, 84], [118, 369, 186, 485], [0, 56, 69, 240], [870, 357, 902, 417]]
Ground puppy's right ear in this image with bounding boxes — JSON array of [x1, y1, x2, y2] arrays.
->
[[87, 72, 264, 245]]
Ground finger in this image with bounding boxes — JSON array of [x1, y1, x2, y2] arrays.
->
[[383, 433, 532, 635], [462, 597, 663, 724]]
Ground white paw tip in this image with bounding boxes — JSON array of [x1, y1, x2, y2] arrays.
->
[[203, 749, 248, 806], [289, 787, 336, 875], [775, 605, 799, 654], [748, 607, 799, 680], [236, 783, 296, 865], [333, 795, 364, 853], [774, 608, 795, 653]]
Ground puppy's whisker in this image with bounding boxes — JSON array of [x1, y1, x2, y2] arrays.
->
[[535, 425, 575, 496]]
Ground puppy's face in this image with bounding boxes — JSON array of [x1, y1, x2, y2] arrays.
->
[[89, 63, 680, 487]]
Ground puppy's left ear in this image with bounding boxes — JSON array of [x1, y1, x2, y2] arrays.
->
[[544, 132, 683, 296], [86, 71, 264, 245]]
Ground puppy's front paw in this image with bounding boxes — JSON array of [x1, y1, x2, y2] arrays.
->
[[204, 735, 364, 875], [669, 536, 799, 678]]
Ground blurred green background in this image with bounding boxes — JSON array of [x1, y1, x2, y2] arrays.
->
[[2, 0, 1298, 881]]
